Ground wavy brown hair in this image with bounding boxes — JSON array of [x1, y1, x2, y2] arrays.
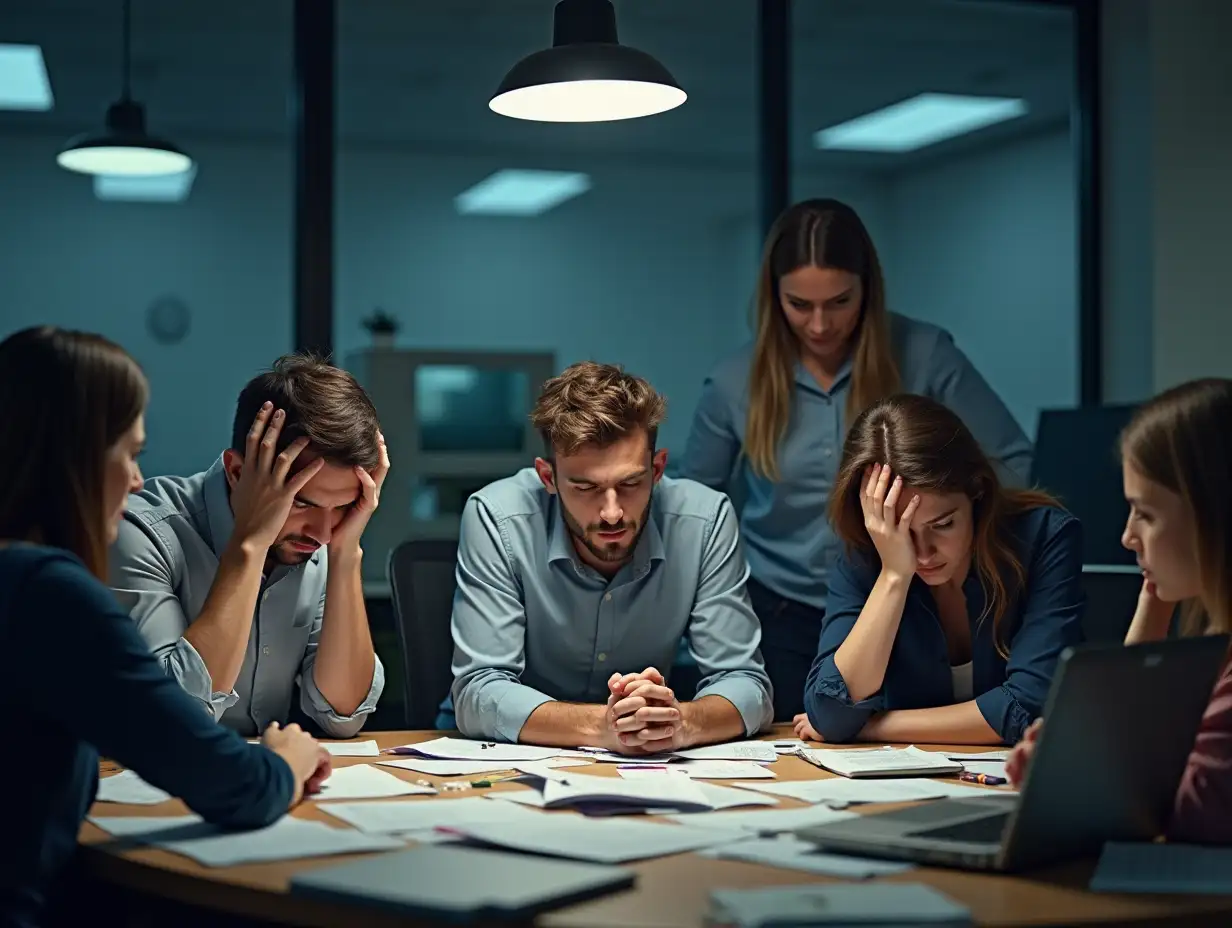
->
[[0, 327, 148, 580], [829, 394, 1058, 655], [531, 361, 667, 458], [746, 198, 900, 479], [1119, 378, 1232, 636]]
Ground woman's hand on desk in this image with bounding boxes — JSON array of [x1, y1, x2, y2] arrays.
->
[[261, 721, 332, 804], [1005, 718, 1042, 787], [793, 713, 824, 743]]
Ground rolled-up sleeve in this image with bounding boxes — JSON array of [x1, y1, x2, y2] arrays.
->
[[926, 329, 1034, 487], [687, 497, 774, 734], [803, 551, 885, 742], [681, 373, 741, 492], [975, 517, 1085, 744], [109, 518, 238, 719], [299, 589, 385, 738], [450, 497, 553, 742]]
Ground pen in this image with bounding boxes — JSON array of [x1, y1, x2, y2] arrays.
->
[[960, 772, 1007, 786], [617, 764, 668, 770]]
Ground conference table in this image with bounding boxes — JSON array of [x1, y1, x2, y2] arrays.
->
[[79, 726, 1232, 927]]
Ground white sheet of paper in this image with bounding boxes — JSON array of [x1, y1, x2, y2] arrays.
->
[[543, 770, 713, 810], [801, 745, 963, 778], [673, 741, 779, 763], [732, 777, 1015, 805], [320, 740, 380, 757], [960, 761, 1009, 778], [312, 765, 438, 801], [944, 750, 1011, 762], [321, 796, 541, 834], [666, 804, 857, 833], [693, 782, 780, 810], [391, 737, 562, 762], [450, 816, 747, 863], [699, 836, 916, 878], [96, 770, 172, 805], [769, 739, 808, 754], [678, 760, 776, 779], [377, 758, 525, 776], [88, 815, 404, 866]]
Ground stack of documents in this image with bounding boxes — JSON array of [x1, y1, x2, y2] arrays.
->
[[800, 746, 963, 778], [707, 883, 973, 927], [89, 814, 404, 866]]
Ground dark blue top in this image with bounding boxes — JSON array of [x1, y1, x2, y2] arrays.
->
[[0, 546, 294, 928], [804, 507, 1085, 745]]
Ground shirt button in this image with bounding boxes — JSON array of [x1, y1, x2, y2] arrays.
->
[[598, 653, 607, 662], [262, 646, 271, 656], [823, 448, 833, 457], [604, 592, 612, 602]]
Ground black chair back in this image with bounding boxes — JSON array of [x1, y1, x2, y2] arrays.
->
[[387, 539, 459, 730], [1080, 567, 1142, 644]]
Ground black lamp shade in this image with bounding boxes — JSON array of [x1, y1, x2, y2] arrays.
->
[[490, 0, 686, 123], [58, 100, 192, 176]]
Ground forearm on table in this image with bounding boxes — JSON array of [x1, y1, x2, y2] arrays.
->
[[518, 701, 608, 747], [313, 551, 376, 715], [834, 571, 910, 701], [858, 701, 1001, 745], [681, 695, 746, 747], [182, 539, 264, 693]]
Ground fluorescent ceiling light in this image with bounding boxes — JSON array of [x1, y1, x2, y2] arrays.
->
[[455, 169, 591, 217], [814, 93, 1028, 153], [94, 165, 198, 203], [0, 44, 53, 110]]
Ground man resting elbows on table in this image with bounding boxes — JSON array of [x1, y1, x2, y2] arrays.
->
[[449, 362, 774, 753]]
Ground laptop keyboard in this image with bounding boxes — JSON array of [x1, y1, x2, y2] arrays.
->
[[914, 811, 1011, 844]]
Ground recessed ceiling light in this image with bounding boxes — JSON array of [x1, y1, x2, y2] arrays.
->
[[0, 44, 53, 110], [455, 170, 591, 217], [94, 165, 198, 203], [814, 93, 1028, 153]]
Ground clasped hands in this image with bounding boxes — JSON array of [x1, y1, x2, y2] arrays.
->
[[603, 666, 686, 755]]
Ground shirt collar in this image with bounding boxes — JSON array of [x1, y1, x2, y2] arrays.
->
[[793, 354, 854, 396]]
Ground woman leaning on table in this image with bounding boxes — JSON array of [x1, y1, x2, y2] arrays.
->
[[682, 198, 1033, 721], [1007, 378, 1232, 844], [795, 393, 1085, 747], [0, 327, 330, 928]]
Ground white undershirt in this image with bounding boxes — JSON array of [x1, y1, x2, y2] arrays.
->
[[951, 661, 974, 702]]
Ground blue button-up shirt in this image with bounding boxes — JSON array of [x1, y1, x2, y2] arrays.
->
[[805, 506, 1085, 745], [682, 313, 1034, 611], [109, 457, 385, 738], [449, 468, 774, 742]]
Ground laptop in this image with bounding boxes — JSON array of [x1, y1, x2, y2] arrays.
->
[[796, 635, 1229, 872]]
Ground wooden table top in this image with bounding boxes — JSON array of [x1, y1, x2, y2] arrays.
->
[[79, 727, 1232, 927]]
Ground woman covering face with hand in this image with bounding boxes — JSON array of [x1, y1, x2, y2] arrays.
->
[[795, 393, 1084, 747], [1007, 378, 1232, 845]]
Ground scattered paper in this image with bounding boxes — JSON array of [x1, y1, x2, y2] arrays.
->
[[768, 739, 808, 754], [88, 814, 404, 866], [732, 777, 1016, 806], [542, 771, 713, 811], [959, 761, 1008, 778], [312, 765, 438, 801], [320, 740, 380, 757], [321, 796, 541, 834], [709, 882, 972, 926], [666, 804, 857, 833], [800, 745, 963, 778], [700, 836, 915, 878], [96, 770, 172, 805], [678, 760, 776, 780], [693, 783, 780, 811], [674, 742, 779, 763], [447, 816, 747, 863], [384, 737, 562, 762], [943, 750, 1011, 762], [378, 758, 532, 777]]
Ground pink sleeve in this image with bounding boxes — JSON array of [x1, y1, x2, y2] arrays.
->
[[1168, 660, 1232, 844]]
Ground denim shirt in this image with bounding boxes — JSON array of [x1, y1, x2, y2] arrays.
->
[[449, 469, 774, 742], [804, 506, 1085, 745], [682, 313, 1034, 610], [109, 456, 385, 738]]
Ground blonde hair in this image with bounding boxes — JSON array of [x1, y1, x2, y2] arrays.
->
[[531, 362, 667, 458], [829, 394, 1061, 657], [746, 199, 900, 480], [1119, 378, 1232, 635]]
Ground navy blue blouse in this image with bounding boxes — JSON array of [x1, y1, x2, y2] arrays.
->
[[804, 506, 1085, 745]]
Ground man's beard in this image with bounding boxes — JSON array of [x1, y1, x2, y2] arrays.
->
[[559, 489, 653, 566], [268, 534, 320, 566]]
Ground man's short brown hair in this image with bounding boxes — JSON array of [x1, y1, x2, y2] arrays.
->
[[232, 353, 380, 469], [531, 362, 667, 458]]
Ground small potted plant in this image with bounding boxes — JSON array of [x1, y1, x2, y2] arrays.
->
[[361, 308, 399, 349]]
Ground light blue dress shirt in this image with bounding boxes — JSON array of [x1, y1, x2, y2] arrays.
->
[[683, 313, 1034, 611], [109, 457, 385, 739], [449, 468, 775, 743]]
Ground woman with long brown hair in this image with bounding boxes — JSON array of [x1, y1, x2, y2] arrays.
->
[[0, 327, 329, 927], [1008, 379, 1232, 843], [796, 393, 1083, 745], [683, 198, 1030, 720]]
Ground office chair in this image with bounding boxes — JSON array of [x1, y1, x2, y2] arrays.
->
[[387, 539, 459, 730]]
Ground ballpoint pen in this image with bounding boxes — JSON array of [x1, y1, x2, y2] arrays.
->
[[960, 772, 1008, 786]]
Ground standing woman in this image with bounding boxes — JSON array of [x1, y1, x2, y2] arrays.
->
[[683, 198, 1032, 720], [0, 327, 329, 928]]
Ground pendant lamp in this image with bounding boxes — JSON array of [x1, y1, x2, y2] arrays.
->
[[57, 0, 192, 176], [490, 0, 686, 123]]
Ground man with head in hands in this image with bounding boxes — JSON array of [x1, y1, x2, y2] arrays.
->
[[111, 354, 387, 738], [450, 361, 773, 752]]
